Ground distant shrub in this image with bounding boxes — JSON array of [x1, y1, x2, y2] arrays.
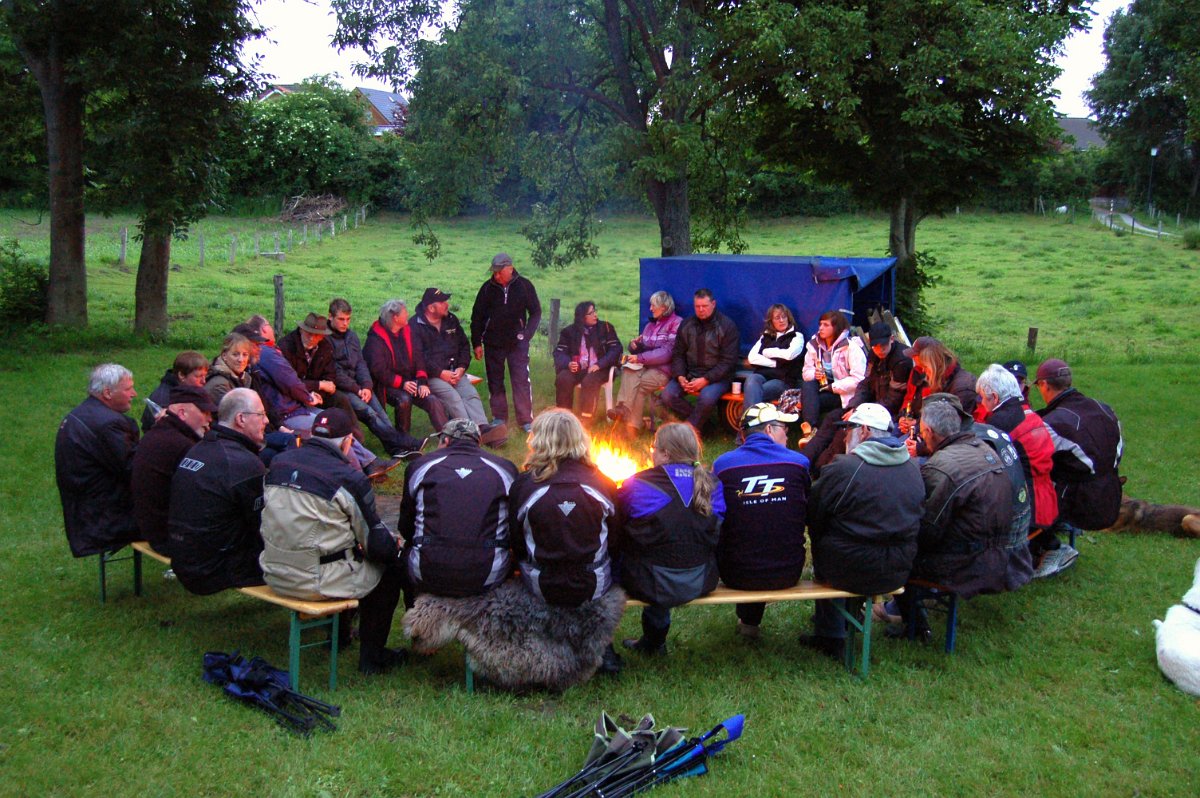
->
[[1183, 227, 1200, 250], [0, 238, 48, 322]]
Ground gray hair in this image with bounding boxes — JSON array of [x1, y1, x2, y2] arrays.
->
[[88, 363, 132, 397], [379, 299, 407, 325], [921, 400, 962, 440], [649, 290, 675, 316], [976, 364, 1022, 404], [218, 387, 261, 424]]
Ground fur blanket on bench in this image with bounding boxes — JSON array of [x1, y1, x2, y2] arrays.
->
[[403, 579, 627, 693]]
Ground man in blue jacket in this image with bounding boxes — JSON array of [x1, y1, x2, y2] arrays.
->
[[713, 403, 811, 638]]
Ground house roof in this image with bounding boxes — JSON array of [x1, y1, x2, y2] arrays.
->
[[354, 87, 408, 133], [1057, 117, 1106, 150]]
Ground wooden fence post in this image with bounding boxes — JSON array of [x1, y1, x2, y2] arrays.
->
[[287, 229, 293, 251], [1026, 327, 1038, 355], [118, 227, 128, 266], [330, 220, 336, 238], [273, 274, 285, 335], [548, 298, 561, 356], [230, 235, 237, 264], [198, 232, 205, 269], [303, 224, 308, 244], [254, 233, 261, 256], [274, 232, 281, 252], [316, 225, 322, 243]]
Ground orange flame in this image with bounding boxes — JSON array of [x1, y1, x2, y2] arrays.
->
[[591, 437, 651, 486]]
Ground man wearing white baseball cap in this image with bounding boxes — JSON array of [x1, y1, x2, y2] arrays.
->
[[802, 403, 923, 659]]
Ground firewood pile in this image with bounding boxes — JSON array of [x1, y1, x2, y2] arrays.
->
[[279, 194, 348, 224]]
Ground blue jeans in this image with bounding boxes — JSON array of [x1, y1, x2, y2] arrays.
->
[[742, 374, 788, 408], [340, 390, 421, 455], [800, 379, 842, 426], [660, 378, 731, 429]]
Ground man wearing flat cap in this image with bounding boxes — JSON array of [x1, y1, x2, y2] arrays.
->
[[470, 253, 541, 433], [414, 287, 505, 446], [713, 403, 811, 638], [278, 312, 339, 408], [260, 408, 408, 675], [398, 418, 519, 600], [1033, 358, 1123, 576], [132, 384, 218, 553]]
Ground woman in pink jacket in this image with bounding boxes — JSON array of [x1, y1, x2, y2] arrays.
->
[[800, 310, 867, 428]]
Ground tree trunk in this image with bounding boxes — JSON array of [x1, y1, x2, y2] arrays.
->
[[24, 43, 88, 326], [647, 176, 692, 257], [888, 196, 917, 262], [134, 229, 171, 336]]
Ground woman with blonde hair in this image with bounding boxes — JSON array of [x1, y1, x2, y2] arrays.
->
[[742, 303, 804, 408], [206, 332, 255, 405], [617, 422, 724, 654], [510, 409, 621, 606]]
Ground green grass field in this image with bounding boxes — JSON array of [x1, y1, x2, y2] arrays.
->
[[1, 210, 1198, 797]]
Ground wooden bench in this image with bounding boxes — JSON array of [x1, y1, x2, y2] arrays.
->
[[100, 542, 358, 691], [463, 580, 899, 692]]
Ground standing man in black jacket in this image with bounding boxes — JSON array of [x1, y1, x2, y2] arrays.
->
[[660, 288, 740, 431], [55, 363, 141, 558], [167, 388, 268, 595], [471, 253, 541, 433], [803, 403, 923, 659]]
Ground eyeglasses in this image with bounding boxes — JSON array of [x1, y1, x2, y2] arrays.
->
[[239, 411, 268, 419]]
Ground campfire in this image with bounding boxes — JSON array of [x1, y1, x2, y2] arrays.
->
[[591, 436, 651, 486]]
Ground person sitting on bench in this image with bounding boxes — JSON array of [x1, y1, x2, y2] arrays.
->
[[259, 408, 407, 675], [607, 290, 680, 435], [713, 403, 811, 639], [168, 388, 268, 595], [140, 351, 208, 432], [895, 400, 1011, 640], [55, 363, 141, 558], [803, 403, 922, 659], [660, 288, 739, 432], [618, 422, 724, 656], [553, 300, 622, 424], [799, 310, 866, 433], [742, 303, 804, 408]]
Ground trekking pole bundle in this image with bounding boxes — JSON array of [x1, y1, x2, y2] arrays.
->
[[535, 711, 745, 797], [202, 651, 341, 735]]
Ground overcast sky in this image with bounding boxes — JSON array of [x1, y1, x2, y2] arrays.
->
[[244, 0, 1130, 119]]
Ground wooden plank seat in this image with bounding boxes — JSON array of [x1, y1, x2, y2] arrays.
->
[[106, 541, 359, 690], [462, 580, 901, 691]]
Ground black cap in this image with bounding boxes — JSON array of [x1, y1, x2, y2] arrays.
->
[[167, 384, 218, 413], [1002, 360, 1028, 382], [868, 322, 894, 345], [311, 408, 353, 438], [231, 323, 266, 343], [421, 287, 452, 305]]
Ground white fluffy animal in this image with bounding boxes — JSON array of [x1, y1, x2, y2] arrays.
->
[[1154, 556, 1200, 697]]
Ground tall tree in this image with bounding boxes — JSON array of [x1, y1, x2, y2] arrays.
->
[[1087, 0, 1200, 214], [0, 0, 259, 331], [333, 0, 751, 265]]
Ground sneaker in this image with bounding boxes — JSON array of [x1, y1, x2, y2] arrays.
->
[[366, 455, 404, 482], [521, 422, 533, 433], [622, 637, 667, 656], [358, 646, 407, 675], [884, 622, 932, 644], [735, 620, 761, 640], [1032, 544, 1079, 579], [798, 633, 845, 661]]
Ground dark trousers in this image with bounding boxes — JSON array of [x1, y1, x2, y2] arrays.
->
[[812, 598, 848, 639], [386, 388, 449, 433], [357, 564, 404, 662], [484, 341, 533, 426], [801, 414, 846, 478], [660, 378, 731, 429], [640, 604, 672, 647], [800, 379, 843, 426], [341, 390, 422, 454], [736, 603, 766, 626], [555, 368, 608, 416]]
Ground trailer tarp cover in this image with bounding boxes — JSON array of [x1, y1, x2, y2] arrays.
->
[[638, 254, 897, 353]]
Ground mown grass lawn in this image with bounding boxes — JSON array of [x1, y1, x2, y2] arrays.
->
[[1, 210, 1197, 797]]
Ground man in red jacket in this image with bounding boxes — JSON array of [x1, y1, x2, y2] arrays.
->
[[363, 298, 449, 434]]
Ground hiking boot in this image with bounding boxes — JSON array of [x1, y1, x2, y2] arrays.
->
[[597, 644, 624, 675], [622, 637, 667, 656], [366, 455, 404, 482], [798, 633, 846, 661], [480, 421, 508, 448], [735, 620, 761, 640], [606, 403, 630, 423], [1033, 544, 1079, 579], [521, 422, 533, 434], [358, 646, 407, 675]]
